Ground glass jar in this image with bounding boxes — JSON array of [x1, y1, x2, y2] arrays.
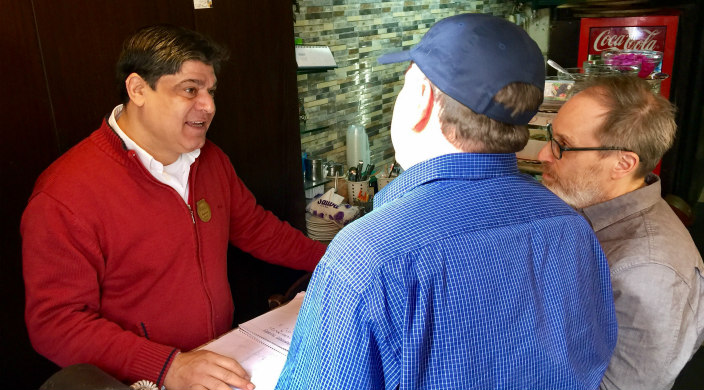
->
[[556, 66, 619, 81], [601, 49, 663, 78]]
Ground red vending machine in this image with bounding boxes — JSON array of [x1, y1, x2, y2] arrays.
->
[[578, 14, 679, 97]]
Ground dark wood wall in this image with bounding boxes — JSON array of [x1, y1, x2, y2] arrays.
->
[[0, 1, 307, 387]]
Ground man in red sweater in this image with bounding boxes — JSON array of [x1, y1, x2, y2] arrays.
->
[[21, 25, 325, 390]]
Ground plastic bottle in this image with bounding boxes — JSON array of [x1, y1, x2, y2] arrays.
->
[[346, 124, 370, 169]]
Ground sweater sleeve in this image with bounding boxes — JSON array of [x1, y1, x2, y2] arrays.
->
[[21, 192, 178, 386], [224, 165, 326, 272]]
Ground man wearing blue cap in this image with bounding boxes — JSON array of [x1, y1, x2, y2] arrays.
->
[[276, 14, 617, 390]]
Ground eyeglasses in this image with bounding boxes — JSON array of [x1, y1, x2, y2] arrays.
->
[[546, 123, 639, 161]]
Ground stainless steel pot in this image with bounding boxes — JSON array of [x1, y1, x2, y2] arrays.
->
[[305, 158, 324, 181]]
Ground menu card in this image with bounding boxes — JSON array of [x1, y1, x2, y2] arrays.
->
[[199, 293, 305, 390]]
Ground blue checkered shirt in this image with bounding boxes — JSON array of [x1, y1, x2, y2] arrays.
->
[[276, 153, 617, 390]]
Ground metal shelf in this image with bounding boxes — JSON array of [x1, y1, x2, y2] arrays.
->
[[297, 66, 336, 75], [300, 125, 329, 135], [303, 178, 331, 190]]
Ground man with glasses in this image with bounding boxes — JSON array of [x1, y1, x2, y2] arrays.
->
[[538, 75, 704, 390]]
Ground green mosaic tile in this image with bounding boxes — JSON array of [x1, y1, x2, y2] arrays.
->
[[295, 0, 516, 167]]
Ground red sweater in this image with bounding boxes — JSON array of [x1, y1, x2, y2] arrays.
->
[[21, 120, 325, 385]]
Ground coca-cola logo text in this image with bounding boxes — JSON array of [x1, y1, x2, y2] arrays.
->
[[591, 28, 664, 53]]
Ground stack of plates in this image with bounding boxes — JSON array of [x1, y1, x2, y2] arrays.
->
[[305, 213, 342, 242]]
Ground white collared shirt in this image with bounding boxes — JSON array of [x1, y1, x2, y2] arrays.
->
[[109, 104, 199, 203]]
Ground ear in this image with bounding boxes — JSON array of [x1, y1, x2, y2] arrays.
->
[[124, 73, 148, 107], [410, 76, 434, 133], [611, 151, 640, 179]]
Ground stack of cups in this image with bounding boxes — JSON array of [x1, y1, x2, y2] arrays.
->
[[346, 124, 370, 170]]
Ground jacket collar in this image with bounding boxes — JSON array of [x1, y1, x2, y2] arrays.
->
[[580, 173, 661, 232]]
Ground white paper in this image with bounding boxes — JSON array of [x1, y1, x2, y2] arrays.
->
[[238, 292, 304, 353], [202, 330, 286, 390], [295, 46, 337, 68], [198, 293, 305, 390], [193, 0, 213, 9]]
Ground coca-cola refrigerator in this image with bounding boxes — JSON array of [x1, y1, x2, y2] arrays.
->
[[577, 14, 679, 174], [577, 14, 679, 98]]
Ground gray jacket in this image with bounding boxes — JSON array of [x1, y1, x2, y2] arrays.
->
[[582, 174, 704, 390]]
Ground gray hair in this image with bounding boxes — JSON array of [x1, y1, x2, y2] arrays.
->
[[431, 81, 543, 153], [116, 24, 229, 105], [575, 76, 676, 177]]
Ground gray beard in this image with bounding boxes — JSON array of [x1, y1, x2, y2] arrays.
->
[[544, 181, 606, 210], [542, 164, 609, 209]]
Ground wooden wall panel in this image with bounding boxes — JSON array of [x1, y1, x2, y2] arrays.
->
[[193, 1, 309, 324], [194, 1, 305, 228], [0, 0, 61, 387], [31, 0, 195, 151]]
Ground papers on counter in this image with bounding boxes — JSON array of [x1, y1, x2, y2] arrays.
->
[[198, 293, 305, 390]]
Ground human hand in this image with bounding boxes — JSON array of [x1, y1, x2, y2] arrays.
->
[[163, 350, 254, 390]]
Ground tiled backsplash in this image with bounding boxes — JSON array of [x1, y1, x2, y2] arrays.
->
[[295, 0, 518, 173]]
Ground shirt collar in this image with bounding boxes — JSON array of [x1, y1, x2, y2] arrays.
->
[[108, 104, 201, 172], [374, 153, 519, 208], [108, 105, 199, 203], [580, 173, 662, 232]]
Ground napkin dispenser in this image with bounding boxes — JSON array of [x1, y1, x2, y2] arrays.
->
[[295, 45, 337, 71]]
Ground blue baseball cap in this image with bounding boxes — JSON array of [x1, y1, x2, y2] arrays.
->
[[378, 13, 545, 125]]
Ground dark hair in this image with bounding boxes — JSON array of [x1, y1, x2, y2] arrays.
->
[[116, 24, 229, 104], [432, 81, 543, 153], [575, 76, 676, 177]]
